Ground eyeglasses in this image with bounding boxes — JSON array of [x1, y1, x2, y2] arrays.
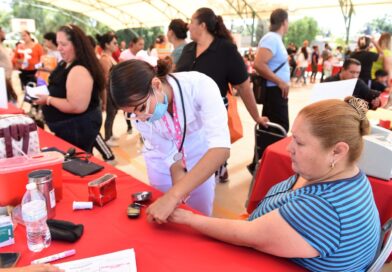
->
[[124, 96, 152, 121]]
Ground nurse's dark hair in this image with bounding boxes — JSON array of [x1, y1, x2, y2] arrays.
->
[[299, 96, 370, 163], [109, 58, 172, 108], [195, 7, 234, 44]]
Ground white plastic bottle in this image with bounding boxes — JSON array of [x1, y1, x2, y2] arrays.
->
[[21, 182, 51, 252]]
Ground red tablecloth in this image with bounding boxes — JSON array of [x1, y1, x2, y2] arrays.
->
[[1, 105, 305, 271], [3, 177, 305, 272], [247, 137, 392, 226], [38, 128, 129, 183]]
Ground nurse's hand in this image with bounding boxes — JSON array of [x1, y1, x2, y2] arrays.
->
[[146, 192, 180, 224]]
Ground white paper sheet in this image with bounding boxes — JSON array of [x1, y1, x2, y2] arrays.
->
[[309, 78, 357, 103], [25, 84, 49, 98], [55, 248, 137, 272], [0, 68, 7, 109]]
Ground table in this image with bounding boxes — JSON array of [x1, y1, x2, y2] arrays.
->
[[1, 107, 305, 271], [38, 128, 129, 182], [247, 137, 392, 226]]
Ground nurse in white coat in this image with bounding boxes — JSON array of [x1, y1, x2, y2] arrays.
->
[[109, 59, 230, 223]]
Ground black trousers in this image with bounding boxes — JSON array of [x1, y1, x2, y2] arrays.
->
[[19, 69, 37, 88], [93, 133, 115, 161], [47, 108, 102, 153], [248, 85, 289, 173], [262, 86, 289, 132], [104, 94, 118, 140]]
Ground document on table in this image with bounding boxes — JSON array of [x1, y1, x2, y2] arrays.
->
[[55, 248, 137, 272], [309, 78, 357, 104]]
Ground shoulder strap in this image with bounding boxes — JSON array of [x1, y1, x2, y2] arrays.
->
[[273, 61, 287, 73]]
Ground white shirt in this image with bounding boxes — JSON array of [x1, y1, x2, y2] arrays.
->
[[135, 71, 230, 176], [0, 43, 12, 79], [119, 49, 157, 66]]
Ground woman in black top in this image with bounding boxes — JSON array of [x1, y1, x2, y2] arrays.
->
[[350, 36, 383, 86], [35, 24, 105, 152], [176, 7, 267, 182]]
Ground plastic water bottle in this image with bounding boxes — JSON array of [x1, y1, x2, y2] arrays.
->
[[21, 182, 51, 252]]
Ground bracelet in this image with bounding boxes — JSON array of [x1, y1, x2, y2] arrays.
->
[[46, 96, 52, 106]]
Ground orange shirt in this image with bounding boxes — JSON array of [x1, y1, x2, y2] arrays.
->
[[13, 43, 43, 71]]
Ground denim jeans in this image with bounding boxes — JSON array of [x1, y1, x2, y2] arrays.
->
[[47, 108, 102, 153]]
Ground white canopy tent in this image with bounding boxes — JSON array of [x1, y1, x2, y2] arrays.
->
[[35, 0, 392, 30]]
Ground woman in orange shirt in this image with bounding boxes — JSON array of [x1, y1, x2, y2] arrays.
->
[[12, 30, 43, 88]]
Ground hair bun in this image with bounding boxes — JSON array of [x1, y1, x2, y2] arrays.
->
[[344, 96, 368, 120]]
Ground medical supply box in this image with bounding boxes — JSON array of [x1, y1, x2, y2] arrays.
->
[[0, 151, 63, 206], [358, 125, 392, 181]]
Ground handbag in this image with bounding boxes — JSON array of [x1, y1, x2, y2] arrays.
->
[[251, 61, 287, 104], [227, 86, 243, 144], [0, 114, 40, 159]]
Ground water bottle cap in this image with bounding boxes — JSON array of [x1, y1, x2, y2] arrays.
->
[[26, 182, 37, 190]]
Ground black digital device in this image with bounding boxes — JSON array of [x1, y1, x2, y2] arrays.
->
[[127, 203, 141, 218], [0, 252, 20, 268]]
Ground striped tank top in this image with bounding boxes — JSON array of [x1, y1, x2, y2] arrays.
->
[[249, 171, 380, 272]]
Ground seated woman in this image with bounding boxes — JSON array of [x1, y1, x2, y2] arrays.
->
[[169, 97, 381, 272]]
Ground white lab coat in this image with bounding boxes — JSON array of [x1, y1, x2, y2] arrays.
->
[[134, 71, 230, 215]]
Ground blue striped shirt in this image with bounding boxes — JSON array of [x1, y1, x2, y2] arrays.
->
[[249, 171, 380, 272]]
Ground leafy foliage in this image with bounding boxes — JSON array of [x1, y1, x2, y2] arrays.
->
[[366, 14, 392, 34], [284, 17, 319, 47]]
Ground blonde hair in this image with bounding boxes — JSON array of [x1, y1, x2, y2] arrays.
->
[[378, 32, 391, 50], [299, 97, 370, 163]]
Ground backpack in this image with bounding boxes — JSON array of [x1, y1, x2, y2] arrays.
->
[[0, 114, 40, 159]]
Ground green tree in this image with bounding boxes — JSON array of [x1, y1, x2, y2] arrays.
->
[[367, 14, 392, 33], [115, 26, 164, 50], [339, 0, 355, 45], [284, 17, 319, 47]]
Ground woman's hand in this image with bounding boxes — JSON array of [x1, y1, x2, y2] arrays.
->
[[34, 94, 49, 105], [256, 116, 269, 127], [146, 192, 181, 224], [168, 208, 194, 225]]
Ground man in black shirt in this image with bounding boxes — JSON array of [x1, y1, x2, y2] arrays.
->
[[371, 69, 388, 92], [324, 58, 381, 109]]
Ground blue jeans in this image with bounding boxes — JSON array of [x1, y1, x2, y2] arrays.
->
[[47, 108, 102, 153]]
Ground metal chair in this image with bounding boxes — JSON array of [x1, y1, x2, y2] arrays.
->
[[367, 218, 392, 272]]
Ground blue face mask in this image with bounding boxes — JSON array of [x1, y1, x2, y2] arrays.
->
[[148, 92, 168, 122]]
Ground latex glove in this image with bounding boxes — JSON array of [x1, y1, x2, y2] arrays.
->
[[146, 192, 181, 224]]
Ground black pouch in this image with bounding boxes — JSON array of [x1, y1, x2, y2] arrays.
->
[[62, 158, 104, 177], [251, 74, 267, 104], [47, 219, 84, 242]]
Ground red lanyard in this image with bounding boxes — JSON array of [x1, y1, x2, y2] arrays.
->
[[162, 97, 186, 167]]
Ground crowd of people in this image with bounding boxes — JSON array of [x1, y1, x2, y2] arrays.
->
[[0, 6, 389, 272]]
